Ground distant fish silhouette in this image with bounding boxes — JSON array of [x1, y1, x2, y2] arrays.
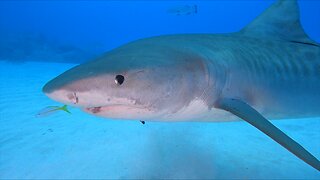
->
[[167, 5, 197, 16], [36, 105, 71, 117]]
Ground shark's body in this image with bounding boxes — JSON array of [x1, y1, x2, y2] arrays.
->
[[43, 0, 320, 171], [113, 33, 319, 122]]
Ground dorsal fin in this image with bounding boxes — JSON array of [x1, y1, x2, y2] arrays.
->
[[240, 0, 318, 46]]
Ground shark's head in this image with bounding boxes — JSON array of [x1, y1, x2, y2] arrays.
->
[[42, 37, 218, 120]]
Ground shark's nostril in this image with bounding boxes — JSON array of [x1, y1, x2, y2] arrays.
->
[[67, 92, 79, 104], [74, 92, 79, 104]]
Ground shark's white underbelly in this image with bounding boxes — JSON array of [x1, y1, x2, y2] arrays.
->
[[161, 99, 235, 122]]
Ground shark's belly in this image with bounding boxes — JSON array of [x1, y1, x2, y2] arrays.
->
[[157, 98, 236, 122]]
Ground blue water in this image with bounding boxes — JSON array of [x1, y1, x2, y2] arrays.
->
[[0, 0, 319, 179]]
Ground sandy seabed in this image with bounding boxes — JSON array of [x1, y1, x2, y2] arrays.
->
[[0, 61, 319, 179]]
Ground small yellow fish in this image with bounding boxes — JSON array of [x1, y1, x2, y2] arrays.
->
[[36, 105, 71, 117]]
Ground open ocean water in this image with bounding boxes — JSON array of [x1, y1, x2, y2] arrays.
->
[[0, 0, 319, 179]]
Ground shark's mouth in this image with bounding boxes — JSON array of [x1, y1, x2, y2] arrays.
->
[[82, 104, 158, 120], [83, 104, 152, 115], [85, 106, 102, 113]]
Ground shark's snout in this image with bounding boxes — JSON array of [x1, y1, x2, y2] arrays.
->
[[42, 80, 54, 94], [42, 79, 79, 105]]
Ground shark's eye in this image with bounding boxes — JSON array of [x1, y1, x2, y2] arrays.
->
[[115, 75, 125, 85]]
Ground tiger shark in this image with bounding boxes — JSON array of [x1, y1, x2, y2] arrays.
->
[[42, 0, 320, 171]]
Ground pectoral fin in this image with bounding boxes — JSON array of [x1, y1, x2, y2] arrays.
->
[[215, 98, 320, 171]]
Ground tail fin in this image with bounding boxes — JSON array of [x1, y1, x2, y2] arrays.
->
[[60, 105, 71, 114]]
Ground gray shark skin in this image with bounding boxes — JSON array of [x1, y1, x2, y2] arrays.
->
[[43, 0, 320, 171]]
